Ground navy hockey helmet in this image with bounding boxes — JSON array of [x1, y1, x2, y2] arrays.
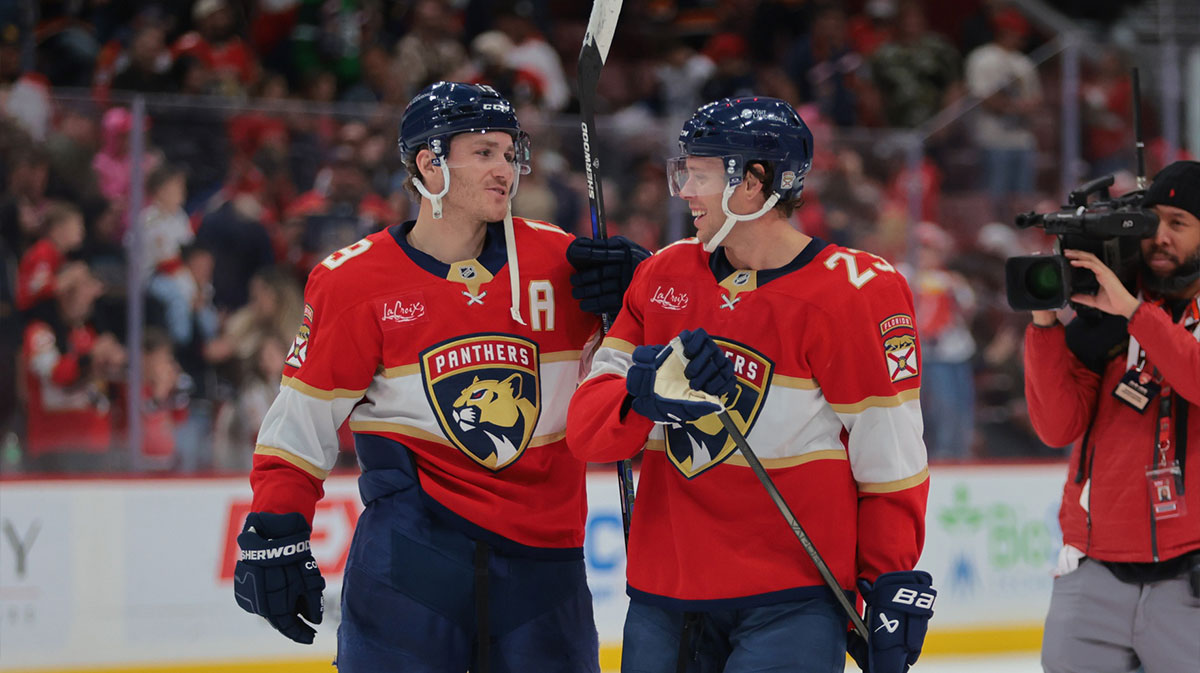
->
[[399, 81, 531, 219], [670, 96, 813, 201], [668, 96, 814, 251], [398, 81, 531, 173]]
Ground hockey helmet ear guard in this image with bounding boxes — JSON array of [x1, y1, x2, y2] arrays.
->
[[399, 81, 532, 218], [670, 96, 814, 251]]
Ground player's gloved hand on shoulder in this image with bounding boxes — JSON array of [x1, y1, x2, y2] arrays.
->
[[626, 328, 734, 423], [566, 235, 651, 316], [847, 571, 936, 673], [234, 512, 326, 644]]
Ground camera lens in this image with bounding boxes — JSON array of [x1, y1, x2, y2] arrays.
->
[[1025, 260, 1062, 300]]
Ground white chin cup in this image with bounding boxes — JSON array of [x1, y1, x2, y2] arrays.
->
[[412, 162, 452, 219], [702, 183, 781, 252]]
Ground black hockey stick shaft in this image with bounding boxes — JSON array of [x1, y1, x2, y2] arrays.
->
[[717, 411, 871, 640], [579, 0, 635, 548]]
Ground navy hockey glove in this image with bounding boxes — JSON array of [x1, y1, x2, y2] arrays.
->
[[234, 512, 325, 644], [626, 330, 732, 423], [566, 235, 651, 316], [678, 328, 737, 400], [847, 571, 936, 673]]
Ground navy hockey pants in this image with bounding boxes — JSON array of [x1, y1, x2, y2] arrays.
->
[[620, 597, 847, 673], [335, 473, 600, 672]]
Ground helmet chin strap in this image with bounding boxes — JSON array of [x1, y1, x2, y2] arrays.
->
[[505, 172, 526, 325], [702, 182, 781, 252], [412, 162, 452, 219]]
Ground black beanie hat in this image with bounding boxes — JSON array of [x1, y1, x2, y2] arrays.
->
[[1143, 160, 1200, 221]]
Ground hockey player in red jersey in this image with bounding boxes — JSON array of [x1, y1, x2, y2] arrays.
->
[[232, 82, 647, 672], [566, 97, 936, 673]]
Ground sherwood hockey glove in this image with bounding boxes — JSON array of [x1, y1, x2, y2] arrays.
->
[[234, 512, 325, 644], [626, 329, 733, 423], [566, 236, 651, 316], [847, 571, 936, 673]]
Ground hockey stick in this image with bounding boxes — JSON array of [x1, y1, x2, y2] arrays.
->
[[717, 411, 871, 640], [579, 0, 636, 547]]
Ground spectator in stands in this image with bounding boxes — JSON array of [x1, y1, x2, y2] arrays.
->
[[699, 33, 757, 103], [0, 20, 21, 86], [136, 163, 193, 283], [172, 0, 258, 96], [393, 0, 469, 96], [654, 39, 715, 120], [45, 102, 104, 210], [785, 3, 862, 127], [21, 263, 125, 472], [908, 222, 977, 460], [148, 243, 219, 473], [212, 334, 288, 472], [203, 265, 302, 387], [93, 106, 162, 228], [494, 3, 569, 111], [16, 201, 85, 319], [463, 30, 545, 109], [964, 8, 1041, 218], [283, 144, 395, 270], [0, 145, 52, 260], [847, 0, 894, 57], [194, 189, 276, 310], [110, 21, 174, 94], [1082, 46, 1134, 179], [129, 326, 188, 470], [867, 0, 960, 128]]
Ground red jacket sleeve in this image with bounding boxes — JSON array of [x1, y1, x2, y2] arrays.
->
[[1023, 321, 1102, 447], [1129, 301, 1200, 405]]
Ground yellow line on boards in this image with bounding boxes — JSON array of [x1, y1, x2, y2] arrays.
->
[[5, 627, 1041, 673]]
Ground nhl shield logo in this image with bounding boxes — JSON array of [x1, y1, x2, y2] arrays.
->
[[421, 334, 541, 471], [664, 339, 773, 478]]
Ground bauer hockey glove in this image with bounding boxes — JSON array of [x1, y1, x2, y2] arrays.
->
[[626, 329, 734, 423], [847, 571, 936, 673], [234, 512, 325, 644], [566, 235, 651, 316]]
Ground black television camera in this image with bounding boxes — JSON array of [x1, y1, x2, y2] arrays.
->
[[1004, 174, 1158, 311]]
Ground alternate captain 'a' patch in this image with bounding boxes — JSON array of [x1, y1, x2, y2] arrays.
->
[[420, 333, 541, 471], [665, 338, 773, 479], [883, 328, 919, 383]]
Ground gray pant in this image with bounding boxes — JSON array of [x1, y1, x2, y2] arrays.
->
[[1042, 558, 1200, 673]]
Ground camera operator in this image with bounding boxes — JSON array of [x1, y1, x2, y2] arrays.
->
[[1026, 160, 1200, 673]]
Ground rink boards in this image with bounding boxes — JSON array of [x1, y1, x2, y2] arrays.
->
[[0, 464, 1065, 671]]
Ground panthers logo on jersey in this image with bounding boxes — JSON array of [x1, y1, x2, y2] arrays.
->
[[421, 334, 541, 471], [665, 338, 773, 478]]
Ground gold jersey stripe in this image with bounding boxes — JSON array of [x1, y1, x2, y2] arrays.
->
[[349, 421, 565, 448], [828, 387, 921, 413], [772, 374, 818, 390], [857, 466, 929, 494], [280, 376, 367, 400], [253, 444, 330, 480], [600, 337, 636, 354], [645, 441, 847, 469], [380, 351, 583, 378], [382, 363, 421, 378]]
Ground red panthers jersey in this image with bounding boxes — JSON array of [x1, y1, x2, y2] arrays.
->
[[251, 219, 600, 550], [567, 237, 929, 608]]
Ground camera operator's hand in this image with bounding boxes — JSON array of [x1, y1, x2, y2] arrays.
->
[[1065, 249, 1141, 319], [1031, 310, 1058, 327]]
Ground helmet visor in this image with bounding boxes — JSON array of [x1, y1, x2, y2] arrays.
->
[[666, 155, 737, 197], [436, 129, 532, 176]]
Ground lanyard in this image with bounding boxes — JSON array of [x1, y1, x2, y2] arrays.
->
[[1124, 295, 1200, 468]]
